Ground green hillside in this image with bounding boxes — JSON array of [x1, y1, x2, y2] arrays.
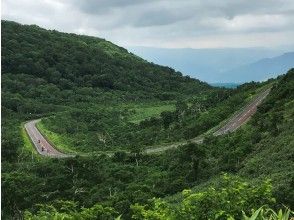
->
[[1, 20, 213, 161], [2, 20, 258, 156], [165, 69, 294, 206], [1, 20, 293, 219], [2, 20, 209, 100]]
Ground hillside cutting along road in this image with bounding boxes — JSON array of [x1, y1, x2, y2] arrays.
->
[[145, 87, 271, 153], [25, 119, 69, 158], [213, 88, 271, 135], [25, 88, 271, 157]]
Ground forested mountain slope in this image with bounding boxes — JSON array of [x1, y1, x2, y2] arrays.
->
[[163, 69, 294, 213], [1, 20, 211, 162], [1, 20, 293, 219], [2, 20, 263, 158], [2, 20, 209, 100], [3, 70, 292, 220]]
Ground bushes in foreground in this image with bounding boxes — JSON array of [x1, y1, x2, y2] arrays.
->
[[24, 174, 293, 220]]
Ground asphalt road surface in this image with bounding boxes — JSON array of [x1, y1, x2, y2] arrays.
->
[[25, 88, 271, 157], [24, 119, 69, 158], [213, 88, 271, 136], [146, 88, 271, 153]]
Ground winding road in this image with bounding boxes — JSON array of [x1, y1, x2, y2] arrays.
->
[[25, 119, 69, 158], [213, 88, 271, 135], [145, 88, 271, 153], [25, 88, 271, 157]]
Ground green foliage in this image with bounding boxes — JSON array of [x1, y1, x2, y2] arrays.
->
[[128, 103, 175, 124], [131, 200, 171, 220], [131, 174, 278, 220], [242, 206, 293, 220], [239, 69, 294, 207], [2, 20, 209, 99], [24, 200, 119, 220], [38, 84, 260, 153], [177, 175, 275, 220], [1, 19, 294, 220], [1, 20, 215, 158]]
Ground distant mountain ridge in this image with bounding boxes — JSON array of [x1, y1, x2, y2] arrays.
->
[[128, 46, 287, 83], [128, 46, 294, 83], [216, 52, 294, 83]]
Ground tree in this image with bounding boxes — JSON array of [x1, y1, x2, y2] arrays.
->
[[161, 111, 175, 129], [131, 174, 278, 220], [113, 151, 127, 163], [130, 146, 142, 167], [24, 200, 119, 220], [180, 143, 206, 181]]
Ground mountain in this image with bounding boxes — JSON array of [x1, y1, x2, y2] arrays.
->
[[128, 46, 286, 82], [215, 52, 294, 83], [2, 20, 221, 162], [1, 20, 210, 102], [2, 20, 294, 219]]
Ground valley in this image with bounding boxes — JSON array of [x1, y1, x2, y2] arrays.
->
[[1, 21, 293, 219], [25, 87, 271, 156]]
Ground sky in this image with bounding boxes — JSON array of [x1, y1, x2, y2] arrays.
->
[[2, 0, 294, 49]]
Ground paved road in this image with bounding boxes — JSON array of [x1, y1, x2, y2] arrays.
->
[[24, 119, 70, 158], [25, 88, 271, 157], [213, 88, 271, 136], [145, 88, 271, 154]]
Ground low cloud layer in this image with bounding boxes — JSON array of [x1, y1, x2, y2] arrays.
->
[[2, 0, 294, 48]]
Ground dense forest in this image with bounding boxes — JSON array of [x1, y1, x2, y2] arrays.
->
[[1, 21, 294, 219]]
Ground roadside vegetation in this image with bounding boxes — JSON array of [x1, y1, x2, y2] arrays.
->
[[1, 21, 293, 219], [39, 83, 266, 153]]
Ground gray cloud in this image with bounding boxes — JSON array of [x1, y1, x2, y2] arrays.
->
[[71, 0, 154, 14], [2, 0, 294, 48], [132, 8, 193, 27]]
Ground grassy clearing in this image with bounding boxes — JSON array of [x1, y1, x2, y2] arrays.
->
[[19, 123, 41, 161], [128, 102, 175, 124], [36, 120, 77, 154]]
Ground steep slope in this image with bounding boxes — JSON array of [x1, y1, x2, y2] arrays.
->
[[216, 52, 294, 83], [239, 69, 294, 206], [1, 20, 213, 162], [201, 69, 293, 206], [2, 20, 293, 219], [3, 71, 291, 219], [162, 69, 294, 211], [2, 20, 209, 100]]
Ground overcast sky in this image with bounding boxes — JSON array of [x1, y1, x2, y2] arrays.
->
[[2, 0, 294, 48]]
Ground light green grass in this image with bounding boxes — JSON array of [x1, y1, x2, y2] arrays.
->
[[19, 122, 41, 161], [36, 120, 77, 154], [128, 103, 176, 124], [37, 120, 127, 156]]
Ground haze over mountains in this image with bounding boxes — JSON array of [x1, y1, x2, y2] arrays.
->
[[215, 52, 294, 83], [129, 47, 294, 83]]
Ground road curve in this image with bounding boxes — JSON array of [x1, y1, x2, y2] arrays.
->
[[24, 119, 70, 158], [145, 88, 271, 154], [213, 88, 271, 136], [25, 88, 271, 157]]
